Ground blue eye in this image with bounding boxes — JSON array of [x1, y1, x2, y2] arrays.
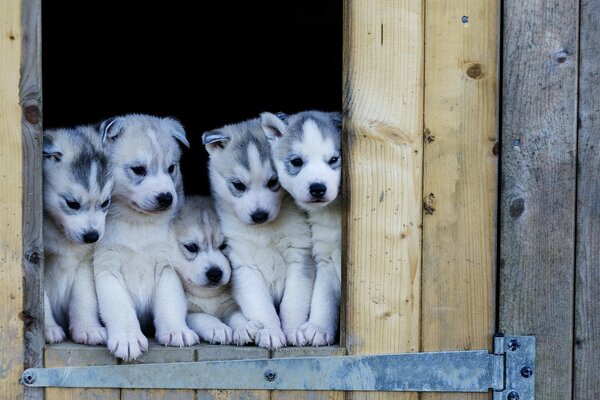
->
[[290, 157, 303, 167], [329, 156, 339, 165]]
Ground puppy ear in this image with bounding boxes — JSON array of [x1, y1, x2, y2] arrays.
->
[[165, 118, 190, 149], [43, 134, 63, 161], [202, 130, 230, 154], [260, 112, 287, 140], [98, 117, 125, 142]]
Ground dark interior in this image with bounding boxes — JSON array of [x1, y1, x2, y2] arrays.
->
[[42, 1, 342, 195]]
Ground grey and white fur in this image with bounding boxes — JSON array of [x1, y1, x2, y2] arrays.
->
[[170, 195, 257, 345], [43, 125, 113, 344], [202, 118, 315, 349], [261, 110, 342, 346], [93, 114, 198, 360]]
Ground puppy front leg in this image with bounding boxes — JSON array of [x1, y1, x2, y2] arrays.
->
[[153, 266, 199, 347], [44, 291, 65, 343], [226, 310, 260, 346], [233, 266, 285, 349], [69, 263, 107, 345], [95, 271, 148, 361], [279, 257, 315, 346], [186, 313, 232, 344]]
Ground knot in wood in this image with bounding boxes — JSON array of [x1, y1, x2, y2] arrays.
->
[[466, 63, 483, 79]]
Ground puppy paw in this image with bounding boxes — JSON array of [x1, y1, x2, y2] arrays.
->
[[198, 323, 233, 345], [255, 328, 286, 349], [45, 324, 66, 344], [107, 330, 149, 361], [232, 320, 262, 346], [300, 322, 336, 346], [284, 328, 307, 347], [70, 325, 108, 345], [156, 327, 199, 347]]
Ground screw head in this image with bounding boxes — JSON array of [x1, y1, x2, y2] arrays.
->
[[508, 339, 520, 351], [520, 366, 533, 378], [22, 372, 36, 385], [461, 15, 469, 23], [264, 369, 277, 382], [507, 391, 520, 400]]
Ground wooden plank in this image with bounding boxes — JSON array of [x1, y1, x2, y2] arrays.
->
[[575, 0, 600, 398], [421, 1, 498, 400], [20, 1, 44, 399], [196, 345, 269, 400], [121, 341, 196, 400], [271, 346, 346, 400], [45, 343, 119, 400], [343, 1, 423, 399], [0, 0, 25, 398], [499, 0, 578, 399]]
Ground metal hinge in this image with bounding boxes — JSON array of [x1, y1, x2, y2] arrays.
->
[[21, 334, 534, 397]]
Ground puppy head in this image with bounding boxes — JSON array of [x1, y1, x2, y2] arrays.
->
[[202, 118, 283, 225], [99, 114, 189, 216], [171, 196, 231, 288], [43, 126, 114, 244], [261, 111, 342, 211]]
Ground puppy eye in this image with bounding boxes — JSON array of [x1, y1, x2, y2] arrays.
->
[[329, 156, 339, 165], [232, 181, 246, 192], [218, 242, 228, 251], [184, 243, 199, 253], [290, 157, 303, 168], [66, 200, 80, 210], [168, 164, 176, 174], [267, 177, 280, 191], [101, 197, 111, 209], [131, 165, 147, 176]]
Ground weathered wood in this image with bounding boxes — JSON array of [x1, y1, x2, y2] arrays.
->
[[20, 1, 44, 399], [343, 1, 423, 399], [575, 0, 600, 398], [45, 343, 119, 400], [499, 0, 578, 399], [421, 1, 498, 400], [0, 0, 25, 398]]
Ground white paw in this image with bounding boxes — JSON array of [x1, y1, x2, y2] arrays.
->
[[70, 325, 108, 345], [45, 324, 66, 344], [156, 327, 199, 347], [285, 328, 307, 347], [255, 328, 286, 349], [198, 323, 233, 345], [232, 320, 262, 346], [107, 330, 149, 361], [300, 322, 336, 346]]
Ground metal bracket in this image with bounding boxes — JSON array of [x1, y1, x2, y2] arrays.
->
[[21, 334, 534, 396]]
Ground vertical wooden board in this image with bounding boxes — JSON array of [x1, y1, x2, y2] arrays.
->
[[0, 0, 25, 398], [575, 0, 600, 398], [45, 343, 119, 400], [196, 345, 270, 400], [121, 341, 195, 400], [499, 0, 578, 399], [343, 1, 423, 399], [421, 1, 498, 400], [271, 346, 346, 400]]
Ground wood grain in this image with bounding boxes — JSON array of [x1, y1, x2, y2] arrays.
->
[[343, 1, 423, 399], [0, 0, 25, 398], [575, 0, 600, 398], [499, 0, 578, 398], [421, 1, 498, 399]]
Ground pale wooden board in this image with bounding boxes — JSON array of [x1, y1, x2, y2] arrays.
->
[[271, 346, 346, 400], [343, 1, 423, 399], [45, 343, 119, 400], [121, 341, 196, 400], [0, 0, 25, 398], [499, 0, 578, 398], [421, 1, 498, 400], [575, 0, 600, 398], [20, 1, 44, 399], [196, 345, 270, 400]]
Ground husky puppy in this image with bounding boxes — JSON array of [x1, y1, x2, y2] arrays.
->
[[43, 126, 113, 344], [94, 114, 198, 360], [170, 195, 256, 345], [261, 111, 342, 346], [202, 118, 315, 349]]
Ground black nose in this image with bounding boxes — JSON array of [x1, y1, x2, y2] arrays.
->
[[156, 192, 173, 208], [309, 183, 327, 198], [83, 231, 99, 244], [251, 210, 269, 224], [205, 266, 223, 284]]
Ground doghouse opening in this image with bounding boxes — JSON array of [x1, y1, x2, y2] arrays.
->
[[42, 1, 342, 195]]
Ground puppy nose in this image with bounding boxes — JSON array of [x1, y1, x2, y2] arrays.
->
[[83, 231, 99, 244], [205, 266, 223, 284], [251, 210, 269, 224], [156, 192, 173, 208], [309, 183, 327, 198]]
